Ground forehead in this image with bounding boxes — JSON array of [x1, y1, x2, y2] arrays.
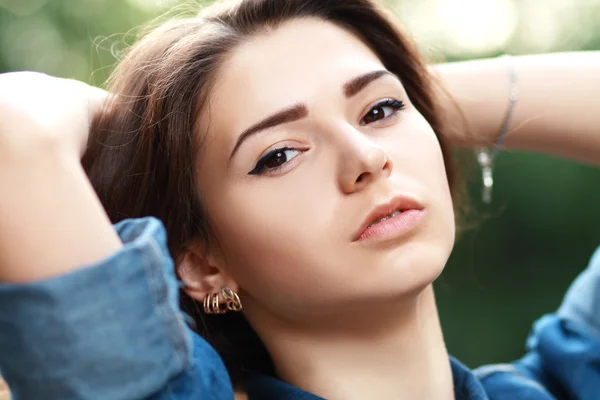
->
[[204, 18, 386, 133]]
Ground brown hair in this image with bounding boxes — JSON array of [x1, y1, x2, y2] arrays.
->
[[83, 0, 456, 389]]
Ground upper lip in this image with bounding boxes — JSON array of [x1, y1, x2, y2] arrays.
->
[[353, 195, 424, 241]]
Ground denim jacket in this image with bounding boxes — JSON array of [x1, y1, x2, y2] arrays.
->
[[0, 217, 599, 400]]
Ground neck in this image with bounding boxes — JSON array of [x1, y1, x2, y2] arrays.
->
[[252, 285, 454, 400]]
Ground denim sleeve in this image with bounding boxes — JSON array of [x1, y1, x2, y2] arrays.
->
[[513, 245, 600, 400], [0, 217, 233, 400], [557, 245, 600, 337]]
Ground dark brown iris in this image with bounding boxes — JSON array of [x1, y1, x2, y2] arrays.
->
[[264, 151, 287, 169], [363, 107, 385, 124]]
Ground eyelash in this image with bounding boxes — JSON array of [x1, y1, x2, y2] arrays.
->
[[359, 98, 405, 126], [248, 147, 301, 175], [248, 98, 405, 176]]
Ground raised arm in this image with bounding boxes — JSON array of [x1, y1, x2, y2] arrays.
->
[[0, 72, 122, 283], [0, 73, 233, 400], [434, 52, 600, 165]]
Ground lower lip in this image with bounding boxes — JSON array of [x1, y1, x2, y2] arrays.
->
[[356, 209, 425, 242]]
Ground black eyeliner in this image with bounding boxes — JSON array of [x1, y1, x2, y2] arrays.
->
[[248, 146, 293, 175]]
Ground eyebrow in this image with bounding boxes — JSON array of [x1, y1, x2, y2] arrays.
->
[[229, 104, 308, 161], [228, 69, 396, 161], [343, 70, 396, 98]]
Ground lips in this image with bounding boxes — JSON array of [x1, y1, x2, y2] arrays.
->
[[353, 195, 424, 241], [367, 210, 402, 228]]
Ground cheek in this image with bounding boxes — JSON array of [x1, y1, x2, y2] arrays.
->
[[390, 113, 452, 199], [419, 126, 456, 260], [206, 185, 337, 307], [391, 114, 456, 253]]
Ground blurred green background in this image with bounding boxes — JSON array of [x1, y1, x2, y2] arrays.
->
[[1, 0, 599, 369]]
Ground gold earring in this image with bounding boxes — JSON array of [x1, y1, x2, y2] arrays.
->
[[203, 292, 224, 314], [203, 292, 212, 313], [221, 285, 243, 312], [213, 293, 227, 314], [202, 286, 242, 314]]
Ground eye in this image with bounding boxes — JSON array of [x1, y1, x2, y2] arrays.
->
[[248, 147, 302, 175], [360, 98, 405, 126]]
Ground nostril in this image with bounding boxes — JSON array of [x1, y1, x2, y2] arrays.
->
[[383, 159, 392, 172], [356, 172, 368, 183]]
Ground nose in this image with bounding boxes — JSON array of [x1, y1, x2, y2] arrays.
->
[[338, 129, 393, 194]]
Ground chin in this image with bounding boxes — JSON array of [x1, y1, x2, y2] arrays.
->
[[357, 237, 452, 299]]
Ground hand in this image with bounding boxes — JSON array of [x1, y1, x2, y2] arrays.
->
[[0, 71, 107, 160], [0, 72, 121, 283]]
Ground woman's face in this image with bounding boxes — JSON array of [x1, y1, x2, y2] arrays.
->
[[194, 18, 455, 324]]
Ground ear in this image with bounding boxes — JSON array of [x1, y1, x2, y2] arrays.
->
[[177, 242, 239, 303]]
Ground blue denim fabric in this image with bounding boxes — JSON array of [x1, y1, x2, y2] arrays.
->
[[475, 247, 600, 400], [0, 217, 599, 400], [0, 218, 232, 400]]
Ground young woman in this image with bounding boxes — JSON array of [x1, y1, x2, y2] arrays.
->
[[0, 0, 599, 399]]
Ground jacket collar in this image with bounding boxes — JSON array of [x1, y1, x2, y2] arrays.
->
[[246, 356, 488, 399]]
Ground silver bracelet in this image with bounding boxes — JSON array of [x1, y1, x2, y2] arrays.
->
[[476, 54, 519, 204]]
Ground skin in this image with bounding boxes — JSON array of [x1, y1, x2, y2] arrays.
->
[[435, 53, 600, 165], [180, 18, 455, 399], [0, 72, 121, 282]]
